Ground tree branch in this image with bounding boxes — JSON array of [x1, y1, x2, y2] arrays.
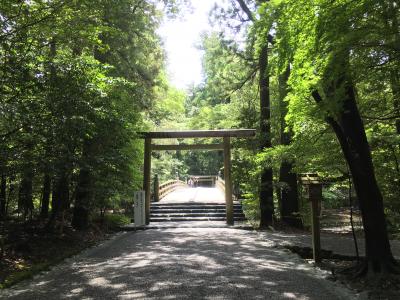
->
[[235, 0, 274, 44], [236, 0, 254, 22], [232, 67, 258, 93]]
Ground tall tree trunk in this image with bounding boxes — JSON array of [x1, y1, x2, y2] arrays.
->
[[45, 37, 71, 231], [71, 33, 106, 230], [72, 139, 94, 230], [40, 173, 51, 219], [278, 66, 301, 227], [6, 176, 15, 216], [18, 168, 34, 220], [235, 0, 274, 226], [278, 163, 300, 225], [46, 171, 69, 230], [313, 55, 396, 274], [72, 167, 93, 230], [47, 184, 57, 229], [72, 168, 92, 230], [258, 44, 274, 227], [0, 174, 6, 219]]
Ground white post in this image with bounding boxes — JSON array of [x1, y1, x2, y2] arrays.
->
[[134, 190, 146, 227]]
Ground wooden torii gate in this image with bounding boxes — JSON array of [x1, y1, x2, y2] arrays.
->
[[140, 129, 256, 225]]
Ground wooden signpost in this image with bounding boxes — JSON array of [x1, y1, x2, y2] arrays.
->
[[300, 173, 322, 264]]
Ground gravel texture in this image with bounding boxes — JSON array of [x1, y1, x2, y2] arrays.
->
[[1, 227, 354, 300]]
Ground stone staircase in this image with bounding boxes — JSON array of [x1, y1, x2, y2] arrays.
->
[[150, 202, 246, 222]]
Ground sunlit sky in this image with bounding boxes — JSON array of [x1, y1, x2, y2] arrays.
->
[[157, 1, 218, 90]]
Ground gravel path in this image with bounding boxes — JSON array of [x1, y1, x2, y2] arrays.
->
[[1, 228, 354, 300]]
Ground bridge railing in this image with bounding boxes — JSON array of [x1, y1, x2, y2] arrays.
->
[[188, 175, 216, 187], [216, 176, 240, 201], [216, 176, 225, 192], [153, 178, 187, 202]]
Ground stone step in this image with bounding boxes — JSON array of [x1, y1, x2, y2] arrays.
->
[[151, 202, 241, 206], [150, 216, 247, 222], [151, 205, 243, 209], [149, 202, 246, 223], [150, 208, 243, 213], [150, 213, 245, 218]]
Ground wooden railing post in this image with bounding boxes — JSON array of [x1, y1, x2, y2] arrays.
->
[[224, 137, 234, 225], [143, 138, 152, 224]]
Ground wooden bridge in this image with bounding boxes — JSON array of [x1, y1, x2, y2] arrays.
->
[[150, 176, 246, 222], [140, 129, 256, 225], [151, 175, 225, 203]]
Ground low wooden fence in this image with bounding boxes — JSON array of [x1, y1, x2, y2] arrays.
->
[[153, 178, 187, 202]]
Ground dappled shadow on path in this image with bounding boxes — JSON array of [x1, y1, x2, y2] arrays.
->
[[2, 228, 345, 299]]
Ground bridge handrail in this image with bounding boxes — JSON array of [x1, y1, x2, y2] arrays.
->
[[188, 175, 217, 187], [154, 179, 187, 201], [216, 176, 238, 201], [188, 175, 216, 181], [216, 176, 225, 191]]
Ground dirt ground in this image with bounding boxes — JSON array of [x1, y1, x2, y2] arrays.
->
[[276, 207, 400, 300], [320, 208, 363, 234], [0, 219, 109, 288]]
